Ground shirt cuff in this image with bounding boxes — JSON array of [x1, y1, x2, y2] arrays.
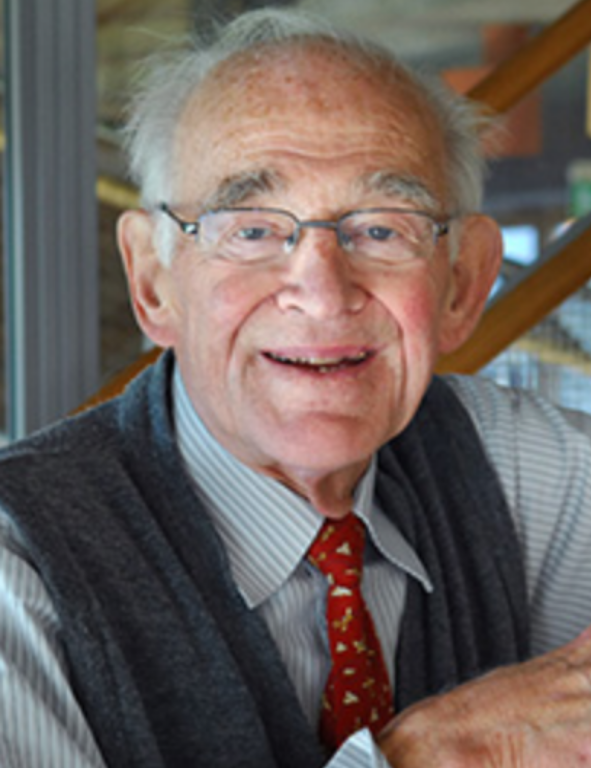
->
[[325, 728, 390, 768]]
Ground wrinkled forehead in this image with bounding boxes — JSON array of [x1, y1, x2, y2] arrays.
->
[[171, 40, 448, 205], [199, 39, 420, 108]]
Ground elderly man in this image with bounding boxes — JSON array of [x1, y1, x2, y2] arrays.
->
[[1, 8, 591, 768]]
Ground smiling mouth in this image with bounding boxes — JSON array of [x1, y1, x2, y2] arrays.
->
[[263, 350, 373, 374]]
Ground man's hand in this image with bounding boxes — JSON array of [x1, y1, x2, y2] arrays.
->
[[378, 627, 591, 767]]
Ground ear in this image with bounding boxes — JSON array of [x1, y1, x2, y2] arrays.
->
[[437, 214, 503, 354], [117, 209, 179, 348]]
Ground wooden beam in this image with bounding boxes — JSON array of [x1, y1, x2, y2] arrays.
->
[[434, 0, 591, 374], [437, 218, 591, 374], [467, 0, 591, 113], [74, 346, 162, 413], [96, 175, 139, 210]]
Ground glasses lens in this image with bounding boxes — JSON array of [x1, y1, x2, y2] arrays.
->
[[341, 210, 436, 262], [199, 209, 295, 262]]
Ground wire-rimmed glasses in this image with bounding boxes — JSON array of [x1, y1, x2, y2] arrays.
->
[[158, 203, 452, 266]]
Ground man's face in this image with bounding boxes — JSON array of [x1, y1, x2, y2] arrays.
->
[[123, 45, 496, 495]]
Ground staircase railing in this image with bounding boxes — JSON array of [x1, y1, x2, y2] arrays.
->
[[438, 0, 591, 373]]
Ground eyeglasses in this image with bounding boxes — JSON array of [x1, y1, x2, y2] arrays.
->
[[158, 203, 452, 266]]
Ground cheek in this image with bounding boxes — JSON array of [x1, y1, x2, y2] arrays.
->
[[173, 263, 280, 363], [377, 270, 449, 349]]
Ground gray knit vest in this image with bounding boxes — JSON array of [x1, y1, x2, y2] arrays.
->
[[0, 352, 528, 767]]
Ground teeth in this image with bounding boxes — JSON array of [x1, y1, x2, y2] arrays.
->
[[267, 351, 370, 367]]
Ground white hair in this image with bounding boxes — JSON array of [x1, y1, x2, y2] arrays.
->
[[121, 7, 490, 264]]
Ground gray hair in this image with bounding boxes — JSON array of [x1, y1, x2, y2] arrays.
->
[[122, 7, 490, 263]]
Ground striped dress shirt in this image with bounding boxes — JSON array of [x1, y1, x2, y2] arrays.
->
[[1, 370, 591, 767]]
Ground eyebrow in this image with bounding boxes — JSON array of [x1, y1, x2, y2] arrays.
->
[[201, 167, 439, 213], [360, 171, 439, 211], [202, 169, 284, 210]]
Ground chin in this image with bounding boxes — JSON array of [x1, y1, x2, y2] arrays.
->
[[256, 420, 385, 475]]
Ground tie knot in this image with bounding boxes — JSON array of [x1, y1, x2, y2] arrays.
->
[[308, 514, 365, 587]]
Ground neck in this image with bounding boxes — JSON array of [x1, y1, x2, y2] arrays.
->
[[262, 460, 370, 519]]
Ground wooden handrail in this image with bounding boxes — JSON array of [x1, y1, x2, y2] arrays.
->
[[84, 0, 591, 402], [437, 216, 591, 374], [96, 176, 138, 210], [435, 0, 591, 373], [468, 0, 591, 113], [78, 346, 161, 412]]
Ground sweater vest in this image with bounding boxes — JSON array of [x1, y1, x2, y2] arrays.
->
[[0, 351, 528, 767]]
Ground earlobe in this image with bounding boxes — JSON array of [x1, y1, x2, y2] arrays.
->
[[438, 214, 503, 354], [117, 210, 178, 348]]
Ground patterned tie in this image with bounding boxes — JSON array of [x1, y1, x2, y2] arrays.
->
[[307, 513, 394, 752]]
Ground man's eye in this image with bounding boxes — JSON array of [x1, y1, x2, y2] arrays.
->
[[365, 225, 399, 242], [236, 226, 272, 241]]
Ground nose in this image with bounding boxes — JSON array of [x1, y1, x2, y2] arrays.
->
[[275, 227, 368, 319]]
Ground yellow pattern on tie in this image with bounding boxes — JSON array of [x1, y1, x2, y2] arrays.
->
[[308, 513, 394, 752]]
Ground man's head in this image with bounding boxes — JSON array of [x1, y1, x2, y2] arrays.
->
[[118, 8, 502, 511], [123, 10, 489, 260]]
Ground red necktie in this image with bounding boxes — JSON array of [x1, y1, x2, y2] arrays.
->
[[307, 514, 394, 752]]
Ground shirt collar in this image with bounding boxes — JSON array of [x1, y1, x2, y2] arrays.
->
[[173, 367, 431, 607]]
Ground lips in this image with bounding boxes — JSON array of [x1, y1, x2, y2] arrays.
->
[[262, 349, 374, 374]]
